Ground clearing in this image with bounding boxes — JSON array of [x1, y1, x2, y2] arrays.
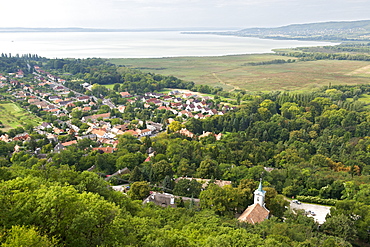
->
[[0, 102, 41, 131]]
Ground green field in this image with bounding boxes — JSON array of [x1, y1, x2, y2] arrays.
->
[[104, 84, 115, 90], [111, 54, 370, 92], [0, 103, 41, 131]]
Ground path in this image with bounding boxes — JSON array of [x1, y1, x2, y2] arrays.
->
[[211, 72, 241, 92], [346, 65, 370, 76]]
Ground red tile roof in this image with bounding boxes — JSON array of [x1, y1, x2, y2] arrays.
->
[[238, 203, 269, 224]]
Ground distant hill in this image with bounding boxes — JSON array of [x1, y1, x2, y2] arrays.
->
[[232, 20, 370, 42], [184, 20, 370, 42]]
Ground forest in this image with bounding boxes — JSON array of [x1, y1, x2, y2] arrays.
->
[[0, 54, 370, 246]]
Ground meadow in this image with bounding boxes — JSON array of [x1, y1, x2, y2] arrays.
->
[[111, 54, 370, 92], [0, 102, 41, 131]]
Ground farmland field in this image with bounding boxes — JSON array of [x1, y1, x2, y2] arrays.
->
[[111, 54, 370, 92], [0, 102, 41, 131]]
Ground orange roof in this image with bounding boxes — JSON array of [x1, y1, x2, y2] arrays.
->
[[92, 147, 117, 153], [124, 129, 138, 136], [91, 129, 106, 137], [120, 92, 131, 97], [61, 140, 77, 146], [238, 203, 269, 224]]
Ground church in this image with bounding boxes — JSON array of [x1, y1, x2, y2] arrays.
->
[[238, 179, 270, 224]]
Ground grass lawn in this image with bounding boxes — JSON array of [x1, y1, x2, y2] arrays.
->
[[110, 54, 370, 93], [0, 102, 41, 131], [103, 84, 115, 90]]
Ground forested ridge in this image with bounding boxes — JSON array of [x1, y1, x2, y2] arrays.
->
[[1, 54, 370, 246]]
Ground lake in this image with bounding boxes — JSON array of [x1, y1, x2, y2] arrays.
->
[[0, 31, 335, 59]]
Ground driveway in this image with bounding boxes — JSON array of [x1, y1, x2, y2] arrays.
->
[[289, 200, 331, 224]]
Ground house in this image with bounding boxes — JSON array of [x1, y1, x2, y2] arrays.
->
[[82, 113, 111, 122], [143, 192, 200, 208], [198, 131, 223, 140], [138, 129, 152, 137], [13, 133, 31, 142], [53, 128, 64, 135], [146, 122, 163, 132], [58, 78, 66, 83], [47, 108, 60, 115], [179, 128, 195, 138], [117, 105, 126, 113], [178, 110, 193, 118], [112, 124, 129, 132], [168, 90, 181, 95], [48, 95, 60, 101], [194, 113, 205, 119], [77, 96, 90, 102], [54, 143, 66, 153], [46, 134, 58, 143], [105, 168, 131, 181], [61, 140, 77, 147], [175, 177, 231, 189], [90, 129, 107, 138], [238, 179, 270, 224], [0, 134, 10, 142], [0, 74, 7, 81], [40, 122, 52, 130], [182, 93, 193, 98], [123, 129, 139, 137], [76, 134, 97, 141], [162, 95, 172, 101], [15, 70, 24, 78], [92, 146, 117, 153], [82, 106, 91, 112], [120, 92, 131, 98], [53, 85, 65, 91]]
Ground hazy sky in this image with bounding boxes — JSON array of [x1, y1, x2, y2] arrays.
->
[[1, 0, 369, 29]]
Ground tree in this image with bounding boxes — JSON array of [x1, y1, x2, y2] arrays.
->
[[185, 118, 203, 135], [200, 184, 246, 216], [0, 177, 125, 247], [173, 179, 202, 198], [196, 159, 220, 179], [354, 184, 370, 204], [321, 214, 357, 241], [168, 120, 184, 133], [129, 166, 144, 182], [2, 225, 56, 247], [116, 152, 145, 170], [128, 181, 150, 200], [162, 175, 174, 191], [152, 160, 173, 183]]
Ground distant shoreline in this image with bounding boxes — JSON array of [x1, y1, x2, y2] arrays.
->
[[0, 27, 238, 33]]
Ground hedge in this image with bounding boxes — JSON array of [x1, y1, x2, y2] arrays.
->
[[296, 195, 338, 206]]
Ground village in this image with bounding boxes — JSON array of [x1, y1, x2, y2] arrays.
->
[[0, 66, 235, 152]]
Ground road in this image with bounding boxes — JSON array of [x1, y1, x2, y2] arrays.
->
[[289, 200, 331, 224]]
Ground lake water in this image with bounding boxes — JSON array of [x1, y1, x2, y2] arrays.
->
[[0, 31, 335, 59]]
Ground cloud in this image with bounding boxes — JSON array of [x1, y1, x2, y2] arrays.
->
[[0, 0, 369, 28]]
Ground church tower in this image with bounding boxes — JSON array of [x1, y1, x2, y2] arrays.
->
[[238, 178, 270, 224], [253, 178, 266, 207]]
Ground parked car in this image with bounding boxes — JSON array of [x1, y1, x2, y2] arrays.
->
[[292, 200, 302, 204], [310, 211, 316, 216]]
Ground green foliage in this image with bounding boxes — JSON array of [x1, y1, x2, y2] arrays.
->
[[199, 184, 246, 216], [322, 214, 357, 241], [296, 196, 338, 206], [173, 179, 202, 198], [1, 225, 56, 247], [128, 181, 151, 200], [0, 176, 128, 247]]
